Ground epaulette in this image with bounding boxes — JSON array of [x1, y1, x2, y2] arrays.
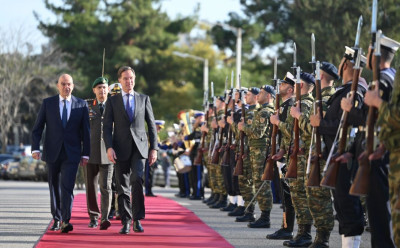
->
[[86, 98, 96, 107]]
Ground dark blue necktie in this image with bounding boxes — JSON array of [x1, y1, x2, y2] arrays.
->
[[99, 103, 104, 115], [126, 95, 133, 122], [62, 99, 67, 128]]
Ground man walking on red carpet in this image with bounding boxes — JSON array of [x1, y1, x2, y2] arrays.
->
[[104, 66, 158, 234]]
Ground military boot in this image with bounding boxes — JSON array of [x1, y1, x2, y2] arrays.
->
[[266, 209, 295, 239], [235, 205, 256, 222], [209, 194, 227, 209], [203, 192, 214, 204], [220, 203, 237, 212], [206, 193, 220, 206], [228, 206, 245, 216], [308, 230, 330, 248], [283, 224, 312, 247], [248, 210, 271, 228]]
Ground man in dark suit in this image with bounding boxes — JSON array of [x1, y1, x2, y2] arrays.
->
[[31, 74, 90, 233], [104, 66, 158, 234], [85, 77, 114, 230]]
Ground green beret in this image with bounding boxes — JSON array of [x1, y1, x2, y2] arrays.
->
[[92, 77, 109, 88]]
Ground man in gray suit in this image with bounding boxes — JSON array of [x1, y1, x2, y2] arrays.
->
[[104, 66, 158, 234], [85, 77, 114, 230]]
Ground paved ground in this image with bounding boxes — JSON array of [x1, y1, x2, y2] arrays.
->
[[0, 180, 372, 247]]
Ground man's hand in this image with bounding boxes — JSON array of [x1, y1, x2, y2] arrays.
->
[[227, 115, 233, 124], [80, 157, 89, 166], [340, 96, 353, 112], [238, 119, 244, 131], [200, 124, 209, 133], [290, 103, 301, 119], [364, 86, 383, 109], [270, 113, 280, 126], [32, 152, 41, 160], [211, 119, 218, 129], [148, 149, 157, 166], [310, 108, 321, 127], [335, 152, 353, 163], [107, 148, 117, 164], [272, 149, 285, 161], [218, 119, 226, 128], [358, 143, 386, 161]]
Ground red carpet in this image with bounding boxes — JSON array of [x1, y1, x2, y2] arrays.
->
[[36, 193, 233, 248]]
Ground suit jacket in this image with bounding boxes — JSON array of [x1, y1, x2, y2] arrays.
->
[[87, 99, 112, 164], [104, 92, 158, 161], [31, 95, 90, 164]]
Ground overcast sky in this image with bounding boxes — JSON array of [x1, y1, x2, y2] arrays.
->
[[0, 0, 243, 52]]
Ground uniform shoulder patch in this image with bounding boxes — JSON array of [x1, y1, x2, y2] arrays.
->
[[260, 117, 265, 124], [247, 119, 253, 125]]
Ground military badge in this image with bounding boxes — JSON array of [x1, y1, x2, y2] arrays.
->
[[247, 119, 253, 125], [260, 118, 265, 124]]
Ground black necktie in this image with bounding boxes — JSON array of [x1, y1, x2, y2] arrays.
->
[[62, 99, 67, 128], [99, 103, 104, 115]]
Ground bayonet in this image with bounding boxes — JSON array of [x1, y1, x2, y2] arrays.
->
[[102, 48, 105, 77], [371, 0, 377, 34], [354, 16, 363, 48], [375, 30, 382, 56], [231, 70, 234, 89], [273, 57, 277, 80], [311, 34, 316, 74], [225, 76, 228, 93], [293, 42, 297, 69]]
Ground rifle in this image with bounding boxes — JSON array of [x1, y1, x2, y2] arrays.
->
[[222, 71, 235, 166], [233, 75, 245, 176], [211, 76, 229, 164], [194, 90, 209, 165], [208, 82, 218, 163], [307, 60, 323, 187], [350, 27, 381, 196], [285, 66, 301, 179], [262, 57, 280, 181], [321, 16, 363, 189]]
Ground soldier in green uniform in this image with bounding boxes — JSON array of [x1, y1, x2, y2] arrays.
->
[[271, 72, 314, 247], [239, 85, 275, 228], [292, 71, 336, 247]]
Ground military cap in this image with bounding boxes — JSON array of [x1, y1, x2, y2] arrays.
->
[[155, 120, 165, 128], [321, 62, 340, 80], [343, 46, 367, 67], [109, 83, 122, 95], [239, 87, 248, 93], [216, 96, 225, 102], [194, 111, 205, 118], [381, 35, 400, 53], [248, 87, 260, 95], [300, 72, 315, 85], [260, 85, 276, 98], [92, 77, 109, 88], [281, 72, 295, 86]]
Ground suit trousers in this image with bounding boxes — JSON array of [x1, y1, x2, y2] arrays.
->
[[84, 163, 114, 221], [47, 146, 79, 222], [115, 142, 145, 224]]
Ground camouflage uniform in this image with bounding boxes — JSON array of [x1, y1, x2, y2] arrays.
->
[[376, 69, 400, 247], [299, 89, 335, 233], [243, 102, 274, 212], [204, 114, 216, 192], [214, 109, 227, 196], [279, 93, 314, 225], [232, 105, 253, 208]]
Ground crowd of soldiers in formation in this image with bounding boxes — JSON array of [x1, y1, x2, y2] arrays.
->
[[173, 25, 400, 248]]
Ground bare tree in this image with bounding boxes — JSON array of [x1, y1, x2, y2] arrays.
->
[[0, 27, 67, 153]]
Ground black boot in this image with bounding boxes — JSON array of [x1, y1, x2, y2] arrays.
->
[[283, 224, 312, 247], [267, 209, 295, 240], [235, 205, 255, 222], [220, 203, 237, 212], [228, 206, 245, 216], [206, 193, 220, 206], [203, 192, 214, 204], [308, 230, 330, 248], [210, 194, 227, 209], [248, 210, 271, 228]]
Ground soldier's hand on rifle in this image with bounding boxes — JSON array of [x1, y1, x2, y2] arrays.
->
[[364, 86, 383, 109], [341, 95, 353, 112], [270, 113, 280, 125], [218, 119, 226, 128], [227, 115, 233, 124], [290, 103, 301, 119], [238, 119, 244, 130], [335, 152, 353, 163], [200, 124, 209, 133], [361, 143, 386, 160], [310, 108, 321, 127], [272, 149, 285, 160], [211, 118, 218, 129]]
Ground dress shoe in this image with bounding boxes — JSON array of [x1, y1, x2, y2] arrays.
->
[[145, 192, 157, 197], [88, 219, 98, 228], [100, 219, 111, 230], [119, 223, 130, 234], [133, 220, 144, 233], [49, 220, 61, 231], [189, 195, 202, 200], [175, 193, 187, 198], [61, 222, 73, 233], [108, 209, 115, 220]]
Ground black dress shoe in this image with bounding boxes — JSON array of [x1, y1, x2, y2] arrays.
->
[[119, 223, 131, 234], [133, 220, 144, 233], [108, 209, 115, 220], [61, 222, 73, 233], [49, 220, 61, 231], [189, 195, 202, 200], [88, 219, 98, 228], [100, 219, 111, 230], [145, 193, 157, 197]]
